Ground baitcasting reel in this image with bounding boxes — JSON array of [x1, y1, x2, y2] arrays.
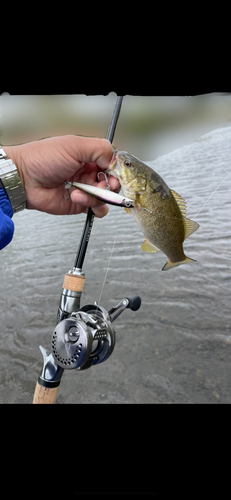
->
[[51, 297, 141, 371]]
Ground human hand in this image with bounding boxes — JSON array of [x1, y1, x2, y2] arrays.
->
[[4, 136, 121, 218]]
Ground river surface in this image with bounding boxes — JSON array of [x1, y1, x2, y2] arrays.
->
[[1, 125, 231, 403]]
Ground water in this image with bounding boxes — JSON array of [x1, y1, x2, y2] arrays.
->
[[1, 125, 231, 403]]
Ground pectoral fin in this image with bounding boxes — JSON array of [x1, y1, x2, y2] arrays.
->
[[125, 207, 132, 215], [141, 238, 160, 253]]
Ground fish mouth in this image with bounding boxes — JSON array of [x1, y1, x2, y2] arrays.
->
[[106, 150, 120, 178]]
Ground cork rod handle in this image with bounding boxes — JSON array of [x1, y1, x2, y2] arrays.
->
[[63, 273, 85, 292], [33, 382, 60, 404]]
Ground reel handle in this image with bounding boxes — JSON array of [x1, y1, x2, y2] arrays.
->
[[108, 296, 141, 323]]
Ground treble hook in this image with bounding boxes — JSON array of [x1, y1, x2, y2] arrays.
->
[[97, 171, 110, 190]]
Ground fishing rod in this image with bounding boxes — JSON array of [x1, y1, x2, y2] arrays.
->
[[33, 95, 141, 404], [74, 95, 123, 270]]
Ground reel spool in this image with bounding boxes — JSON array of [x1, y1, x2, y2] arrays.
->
[[51, 304, 116, 371]]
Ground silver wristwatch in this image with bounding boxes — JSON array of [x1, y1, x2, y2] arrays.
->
[[0, 147, 26, 213]]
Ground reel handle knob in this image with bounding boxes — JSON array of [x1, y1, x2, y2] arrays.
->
[[126, 296, 141, 311]]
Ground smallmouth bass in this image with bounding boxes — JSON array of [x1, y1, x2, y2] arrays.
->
[[108, 151, 199, 271]]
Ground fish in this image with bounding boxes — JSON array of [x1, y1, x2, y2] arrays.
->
[[107, 151, 199, 271], [65, 181, 134, 208]]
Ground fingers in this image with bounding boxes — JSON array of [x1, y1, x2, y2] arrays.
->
[[70, 189, 109, 218], [67, 136, 114, 170], [92, 205, 109, 218], [108, 175, 121, 192], [71, 190, 107, 207], [80, 203, 109, 219]]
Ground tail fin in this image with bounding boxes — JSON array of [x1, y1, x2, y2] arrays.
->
[[162, 256, 196, 271]]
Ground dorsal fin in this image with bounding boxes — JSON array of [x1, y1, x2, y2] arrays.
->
[[184, 218, 200, 239], [170, 189, 199, 239], [170, 189, 187, 216]]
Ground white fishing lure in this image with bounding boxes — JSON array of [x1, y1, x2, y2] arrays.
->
[[65, 181, 134, 208]]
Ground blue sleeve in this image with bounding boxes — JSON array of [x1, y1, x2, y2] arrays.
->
[[0, 187, 14, 251]]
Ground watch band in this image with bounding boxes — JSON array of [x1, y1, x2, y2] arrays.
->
[[0, 147, 26, 213]]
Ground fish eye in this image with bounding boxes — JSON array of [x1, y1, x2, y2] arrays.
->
[[124, 160, 131, 167]]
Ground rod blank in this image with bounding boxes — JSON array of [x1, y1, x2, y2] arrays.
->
[[74, 96, 123, 270]]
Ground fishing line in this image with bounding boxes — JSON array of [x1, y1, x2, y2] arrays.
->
[[134, 169, 231, 224], [193, 170, 231, 219], [98, 232, 118, 305]]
